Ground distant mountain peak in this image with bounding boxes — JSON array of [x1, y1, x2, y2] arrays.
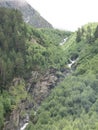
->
[[0, 0, 53, 28], [0, 0, 26, 4]]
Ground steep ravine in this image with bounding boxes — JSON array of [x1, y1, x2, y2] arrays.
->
[[3, 68, 70, 130], [3, 38, 77, 130], [19, 58, 78, 130]]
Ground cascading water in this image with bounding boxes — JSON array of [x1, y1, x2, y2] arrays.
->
[[59, 37, 68, 45], [68, 59, 76, 68], [20, 114, 29, 130], [20, 123, 29, 130]]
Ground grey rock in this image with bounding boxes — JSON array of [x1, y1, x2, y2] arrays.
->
[[0, 0, 53, 28]]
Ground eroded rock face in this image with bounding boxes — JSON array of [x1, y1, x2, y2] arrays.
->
[[3, 109, 19, 130], [32, 74, 58, 104], [3, 106, 21, 130], [3, 68, 69, 130], [27, 68, 67, 105]]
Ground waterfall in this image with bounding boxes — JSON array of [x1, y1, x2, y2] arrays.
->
[[59, 37, 68, 45], [68, 59, 76, 68], [20, 114, 29, 130], [20, 123, 28, 130]]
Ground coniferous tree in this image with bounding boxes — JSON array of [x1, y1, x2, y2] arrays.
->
[[94, 25, 98, 40], [0, 8, 27, 91], [81, 27, 85, 36], [86, 26, 92, 43], [14, 53, 25, 77], [76, 28, 82, 42]]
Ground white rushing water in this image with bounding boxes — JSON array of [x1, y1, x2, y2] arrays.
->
[[20, 114, 29, 130], [59, 37, 68, 46], [68, 59, 77, 68], [20, 123, 29, 130]]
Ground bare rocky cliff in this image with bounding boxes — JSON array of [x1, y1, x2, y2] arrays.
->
[[0, 0, 53, 28]]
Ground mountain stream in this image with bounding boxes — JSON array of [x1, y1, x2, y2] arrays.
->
[[19, 38, 77, 130]]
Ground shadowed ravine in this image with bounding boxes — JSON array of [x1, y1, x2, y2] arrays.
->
[[19, 47, 78, 130]]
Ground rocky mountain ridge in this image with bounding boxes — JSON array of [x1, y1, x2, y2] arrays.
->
[[0, 0, 53, 28]]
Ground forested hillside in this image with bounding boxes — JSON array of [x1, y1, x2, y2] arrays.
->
[[25, 23, 98, 130], [1, 6, 98, 130], [0, 7, 70, 129]]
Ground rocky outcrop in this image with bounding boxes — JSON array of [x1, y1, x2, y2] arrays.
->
[[3, 102, 26, 130], [3, 68, 69, 130], [3, 78, 28, 130], [27, 68, 69, 106], [0, 0, 53, 28]]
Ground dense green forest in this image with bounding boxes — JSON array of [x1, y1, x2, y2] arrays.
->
[[1, 7, 98, 130], [0, 7, 70, 89], [0, 7, 70, 129], [26, 23, 98, 130]]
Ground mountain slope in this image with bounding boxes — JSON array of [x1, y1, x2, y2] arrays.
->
[[1, 5, 98, 130], [25, 23, 98, 130], [0, 0, 53, 28], [0, 8, 71, 130]]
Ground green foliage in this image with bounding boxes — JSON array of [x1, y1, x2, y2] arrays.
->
[[0, 8, 27, 90], [26, 23, 98, 130], [86, 26, 93, 43], [27, 75, 98, 130], [38, 28, 71, 46], [14, 53, 25, 76], [76, 28, 82, 42], [25, 27, 70, 70], [0, 8, 28, 127], [9, 79, 27, 106], [0, 99, 4, 129], [94, 25, 98, 39], [1, 7, 98, 130], [0, 7, 71, 128]]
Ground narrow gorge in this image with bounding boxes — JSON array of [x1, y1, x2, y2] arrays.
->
[[1, 3, 98, 130]]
